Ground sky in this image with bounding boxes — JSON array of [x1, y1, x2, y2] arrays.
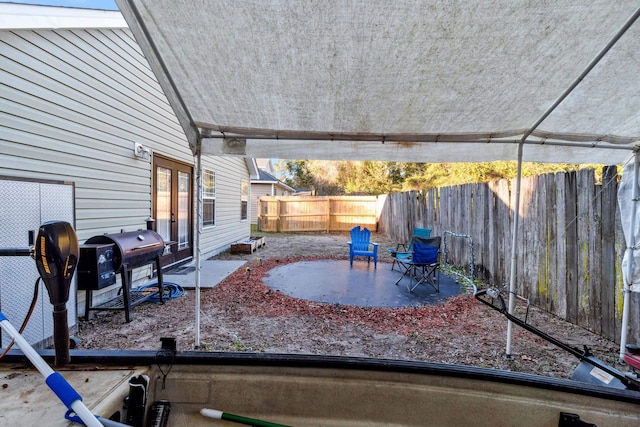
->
[[0, 0, 118, 10]]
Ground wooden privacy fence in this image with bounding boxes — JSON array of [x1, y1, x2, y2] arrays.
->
[[258, 196, 382, 232], [379, 167, 638, 344]]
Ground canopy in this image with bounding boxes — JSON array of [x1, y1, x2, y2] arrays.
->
[[115, 1, 640, 356], [116, 0, 639, 164], [620, 162, 640, 291]]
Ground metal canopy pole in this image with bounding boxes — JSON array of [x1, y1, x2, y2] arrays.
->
[[194, 144, 203, 349], [503, 6, 640, 357], [505, 142, 523, 358], [620, 153, 639, 361]]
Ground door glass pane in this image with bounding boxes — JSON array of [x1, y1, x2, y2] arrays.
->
[[178, 171, 190, 250], [156, 166, 171, 245]]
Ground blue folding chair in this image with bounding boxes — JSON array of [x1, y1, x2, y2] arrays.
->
[[394, 236, 441, 292], [389, 227, 431, 271], [348, 226, 379, 268]]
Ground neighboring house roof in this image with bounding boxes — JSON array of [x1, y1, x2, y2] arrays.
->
[[255, 158, 274, 173], [252, 169, 295, 192]]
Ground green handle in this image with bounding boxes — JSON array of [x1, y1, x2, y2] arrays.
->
[[200, 408, 290, 427]]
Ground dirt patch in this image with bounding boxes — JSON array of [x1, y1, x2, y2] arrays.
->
[[76, 232, 623, 380]]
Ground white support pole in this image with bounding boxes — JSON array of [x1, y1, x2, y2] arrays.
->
[[619, 153, 639, 361], [195, 147, 203, 349], [505, 142, 524, 358], [504, 7, 640, 360]]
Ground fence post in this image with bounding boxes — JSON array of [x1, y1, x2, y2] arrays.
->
[[327, 197, 331, 233]]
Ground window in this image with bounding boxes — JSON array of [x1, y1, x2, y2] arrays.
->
[[241, 179, 248, 221], [203, 169, 215, 227]]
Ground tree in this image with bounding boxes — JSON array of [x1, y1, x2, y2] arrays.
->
[[279, 159, 604, 195], [281, 160, 315, 193]]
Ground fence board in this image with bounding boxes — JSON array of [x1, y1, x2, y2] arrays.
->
[[490, 179, 510, 286], [576, 171, 591, 329], [590, 175, 603, 335], [378, 167, 632, 344], [554, 173, 568, 319], [564, 172, 579, 324], [545, 173, 557, 314], [258, 196, 378, 232], [601, 166, 618, 339], [520, 175, 536, 300], [475, 183, 490, 281], [486, 181, 500, 285], [535, 174, 548, 310]]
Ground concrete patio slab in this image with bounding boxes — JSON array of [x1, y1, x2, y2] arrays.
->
[[264, 260, 463, 308], [164, 260, 246, 289]]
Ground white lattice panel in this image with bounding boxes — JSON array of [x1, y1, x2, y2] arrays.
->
[[0, 258, 41, 348], [40, 183, 77, 341], [0, 180, 40, 247], [0, 180, 41, 347], [0, 179, 75, 348]]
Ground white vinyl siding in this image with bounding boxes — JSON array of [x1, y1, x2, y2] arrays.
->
[[198, 157, 251, 256], [0, 27, 187, 239], [251, 183, 275, 225], [0, 22, 252, 314]]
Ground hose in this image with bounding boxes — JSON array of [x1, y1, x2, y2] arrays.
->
[[133, 282, 185, 303]]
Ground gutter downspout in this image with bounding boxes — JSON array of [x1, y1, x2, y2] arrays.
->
[[620, 153, 639, 361], [504, 6, 640, 357]]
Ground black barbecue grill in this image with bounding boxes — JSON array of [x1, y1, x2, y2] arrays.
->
[[78, 230, 166, 322]]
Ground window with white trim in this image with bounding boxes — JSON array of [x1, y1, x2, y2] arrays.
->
[[203, 169, 215, 227], [241, 179, 248, 221]]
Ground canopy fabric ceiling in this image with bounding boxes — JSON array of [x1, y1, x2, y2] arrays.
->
[[117, 0, 640, 164]]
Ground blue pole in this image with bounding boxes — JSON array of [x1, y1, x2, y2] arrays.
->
[[0, 311, 104, 427]]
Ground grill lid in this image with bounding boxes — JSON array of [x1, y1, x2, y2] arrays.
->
[[85, 230, 164, 271]]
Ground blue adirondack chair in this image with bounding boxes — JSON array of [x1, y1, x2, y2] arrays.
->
[[348, 226, 379, 268]]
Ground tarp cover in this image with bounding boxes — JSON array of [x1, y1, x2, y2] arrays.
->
[[619, 162, 640, 292], [116, 0, 640, 164]]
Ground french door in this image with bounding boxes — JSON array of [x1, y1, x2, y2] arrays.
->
[[153, 155, 193, 266]]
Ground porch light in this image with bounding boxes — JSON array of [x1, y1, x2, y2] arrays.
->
[[134, 142, 152, 160]]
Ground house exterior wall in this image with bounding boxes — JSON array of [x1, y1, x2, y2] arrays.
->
[[200, 157, 252, 255], [251, 183, 275, 225], [250, 182, 294, 225], [0, 18, 250, 313]]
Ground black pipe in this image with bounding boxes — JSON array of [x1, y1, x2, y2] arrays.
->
[[475, 289, 587, 359], [474, 289, 639, 390], [52, 307, 70, 366], [0, 248, 32, 257]]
